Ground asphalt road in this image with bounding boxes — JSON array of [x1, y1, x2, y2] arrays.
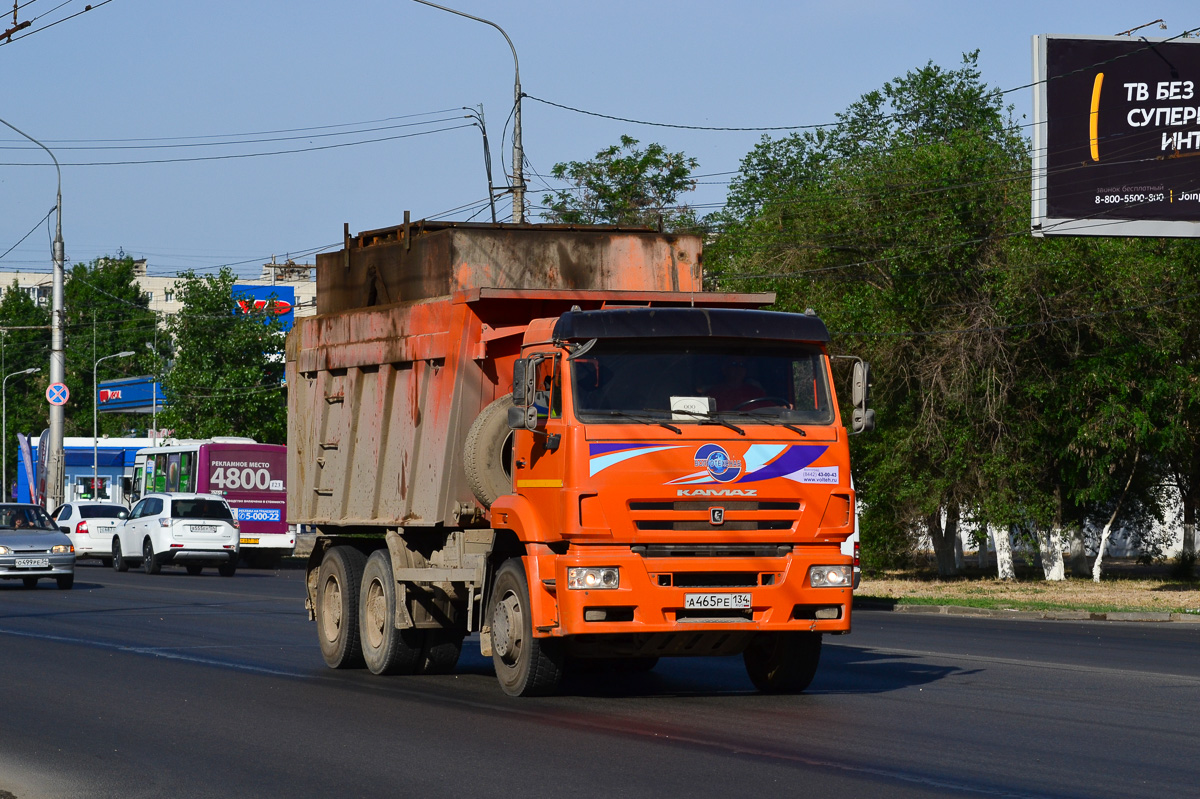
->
[[1, 563, 1197, 799]]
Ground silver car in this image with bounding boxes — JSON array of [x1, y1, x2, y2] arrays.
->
[[0, 503, 76, 590]]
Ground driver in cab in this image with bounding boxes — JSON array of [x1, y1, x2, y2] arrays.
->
[[705, 359, 764, 411]]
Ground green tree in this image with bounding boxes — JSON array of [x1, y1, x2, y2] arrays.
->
[[710, 53, 1030, 575], [160, 269, 286, 444], [0, 282, 50, 494], [62, 255, 157, 439], [541, 135, 699, 229]]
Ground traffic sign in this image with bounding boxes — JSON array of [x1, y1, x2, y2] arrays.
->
[[46, 382, 69, 406]]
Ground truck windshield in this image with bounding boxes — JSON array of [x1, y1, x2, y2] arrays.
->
[[571, 340, 833, 425]]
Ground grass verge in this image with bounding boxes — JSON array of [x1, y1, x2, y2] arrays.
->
[[859, 572, 1200, 615]]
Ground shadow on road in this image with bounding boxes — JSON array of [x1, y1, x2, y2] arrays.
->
[[451, 638, 973, 698]]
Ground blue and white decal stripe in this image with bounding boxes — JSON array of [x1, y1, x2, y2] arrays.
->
[[589, 445, 685, 477]]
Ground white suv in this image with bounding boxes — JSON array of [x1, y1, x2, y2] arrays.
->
[[114, 493, 239, 576]]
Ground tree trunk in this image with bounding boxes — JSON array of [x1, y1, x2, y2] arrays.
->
[[953, 531, 964, 571], [926, 505, 960, 578], [1040, 487, 1066, 581], [1182, 479, 1196, 558], [1038, 527, 1066, 581], [1065, 525, 1088, 576], [977, 532, 990, 571], [993, 526, 1015, 580], [1093, 451, 1138, 583]]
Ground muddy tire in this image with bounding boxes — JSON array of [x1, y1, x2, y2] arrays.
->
[[358, 550, 425, 675], [743, 632, 822, 693], [317, 545, 367, 669], [463, 394, 515, 508], [489, 559, 562, 697]]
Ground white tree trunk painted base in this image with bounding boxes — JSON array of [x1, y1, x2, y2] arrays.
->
[[1039, 526, 1066, 581], [993, 527, 1015, 581]]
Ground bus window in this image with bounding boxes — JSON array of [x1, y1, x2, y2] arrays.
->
[[180, 452, 194, 492], [132, 466, 143, 501], [167, 453, 181, 492], [154, 453, 168, 492]]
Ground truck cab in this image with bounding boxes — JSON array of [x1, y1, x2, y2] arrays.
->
[[485, 306, 860, 694]]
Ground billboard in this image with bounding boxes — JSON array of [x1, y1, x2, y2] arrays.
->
[[232, 284, 296, 331], [97, 375, 165, 413], [1032, 34, 1200, 237]]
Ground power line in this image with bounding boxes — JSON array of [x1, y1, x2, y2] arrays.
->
[[0, 115, 468, 152], [0, 107, 466, 145], [0, 205, 55, 262], [0, 0, 113, 47], [0, 122, 474, 166]]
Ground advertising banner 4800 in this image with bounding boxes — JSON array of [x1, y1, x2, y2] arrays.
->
[[1032, 34, 1200, 237]]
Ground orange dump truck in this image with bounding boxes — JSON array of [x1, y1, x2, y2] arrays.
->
[[287, 220, 873, 697]]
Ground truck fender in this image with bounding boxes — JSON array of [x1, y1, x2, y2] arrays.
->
[[521, 546, 560, 637], [489, 492, 548, 543]]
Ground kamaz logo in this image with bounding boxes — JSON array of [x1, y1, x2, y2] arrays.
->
[[676, 488, 758, 497]]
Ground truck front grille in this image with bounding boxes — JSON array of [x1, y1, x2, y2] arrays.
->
[[629, 499, 800, 533], [630, 501, 800, 512], [668, 571, 759, 588], [633, 544, 792, 558]]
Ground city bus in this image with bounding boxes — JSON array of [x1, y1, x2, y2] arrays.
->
[[132, 437, 293, 567]]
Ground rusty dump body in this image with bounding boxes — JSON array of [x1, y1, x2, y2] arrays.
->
[[289, 220, 858, 696], [292, 221, 711, 528]]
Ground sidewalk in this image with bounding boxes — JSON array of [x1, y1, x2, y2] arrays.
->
[[853, 597, 1200, 623]]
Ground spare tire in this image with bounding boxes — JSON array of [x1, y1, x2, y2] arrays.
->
[[464, 393, 516, 507]]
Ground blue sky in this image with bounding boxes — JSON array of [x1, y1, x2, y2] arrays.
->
[[0, 1, 1195, 277]]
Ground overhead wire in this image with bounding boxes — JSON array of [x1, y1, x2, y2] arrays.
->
[[0, 0, 113, 47]]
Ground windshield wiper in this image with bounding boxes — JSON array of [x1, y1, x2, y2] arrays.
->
[[717, 410, 807, 436], [584, 409, 681, 434], [654, 407, 745, 436]]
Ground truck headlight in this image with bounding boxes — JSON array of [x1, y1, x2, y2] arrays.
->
[[567, 567, 619, 589], [809, 565, 852, 587]]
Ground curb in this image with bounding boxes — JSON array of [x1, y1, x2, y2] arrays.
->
[[853, 599, 1200, 624]]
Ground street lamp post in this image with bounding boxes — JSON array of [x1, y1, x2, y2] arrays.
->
[[0, 115, 66, 510], [3, 367, 40, 502], [93, 351, 134, 501], [412, 0, 525, 222]]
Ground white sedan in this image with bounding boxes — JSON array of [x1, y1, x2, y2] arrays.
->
[[52, 502, 129, 565]]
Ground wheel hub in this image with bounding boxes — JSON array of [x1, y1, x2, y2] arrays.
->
[[364, 579, 386, 648], [321, 576, 342, 643], [492, 594, 522, 659]]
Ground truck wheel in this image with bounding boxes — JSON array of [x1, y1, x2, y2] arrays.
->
[[418, 628, 464, 675], [317, 546, 367, 669], [743, 632, 822, 693], [464, 393, 515, 508], [489, 559, 562, 697], [358, 550, 425, 675]]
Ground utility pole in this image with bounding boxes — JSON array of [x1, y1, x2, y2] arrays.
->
[[0, 116, 65, 509], [412, 0, 525, 223]]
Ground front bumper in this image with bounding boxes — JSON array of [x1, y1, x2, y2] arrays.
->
[[550, 547, 852, 637], [0, 554, 76, 579]]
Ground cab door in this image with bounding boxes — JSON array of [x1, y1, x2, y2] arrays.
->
[[513, 354, 567, 537]]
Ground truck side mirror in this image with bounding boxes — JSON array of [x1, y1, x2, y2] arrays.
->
[[507, 405, 537, 431], [850, 360, 875, 434], [851, 361, 871, 407], [512, 359, 530, 405]]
